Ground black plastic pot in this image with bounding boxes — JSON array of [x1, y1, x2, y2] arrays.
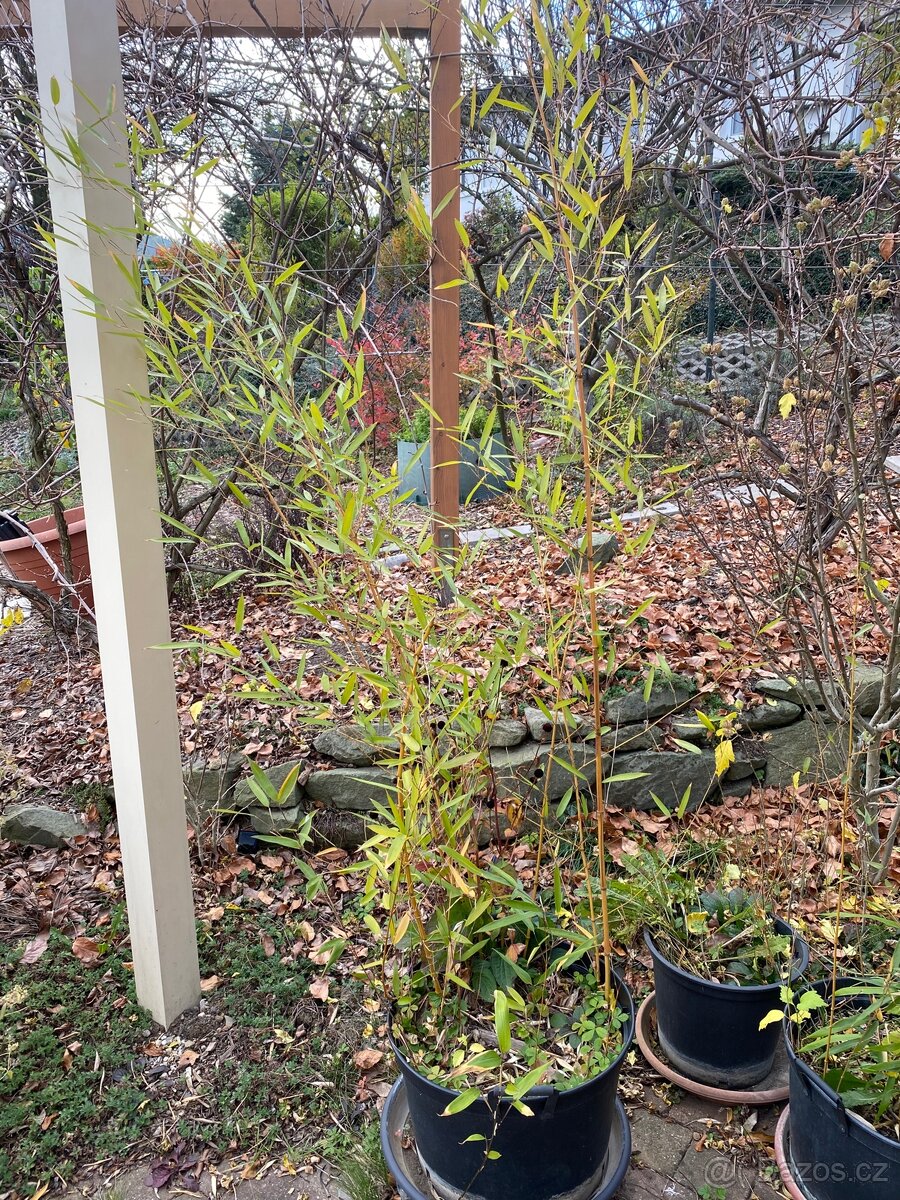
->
[[646, 918, 808, 1088], [785, 980, 900, 1200], [389, 970, 634, 1200]]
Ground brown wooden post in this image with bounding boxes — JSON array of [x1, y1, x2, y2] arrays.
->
[[429, 0, 461, 574]]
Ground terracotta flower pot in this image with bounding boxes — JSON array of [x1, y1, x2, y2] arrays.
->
[[0, 506, 93, 608]]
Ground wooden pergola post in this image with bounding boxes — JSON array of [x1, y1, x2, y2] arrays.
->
[[3, 0, 460, 1025], [29, 0, 200, 1026], [429, 0, 461, 562]]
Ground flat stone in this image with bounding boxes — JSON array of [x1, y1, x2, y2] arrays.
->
[[756, 666, 884, 719], [309, 808, 368, 851], [741, 699, 802, 731], [490, 742, 596, 806], [486, 718, 527, 748], [672, 719, 708, 745], [183, 754, 243, 822], [558, 531, 619, 575], [603, 750, 717, 812], [233, 759, 305, 810], [0, 803, 86, 848], [313, 723, 398, 766], [247, 805, 303, 834], [721, 778, 754, 798], [303, 766, 396, 812], [600, 723, 663, 753], [725, 738, 767, 782], [762, 717, 847, 788], [631, 1111, 692, 1175], [605, 676, 695, 724], [676, 1147, 751, 1200], [522, 707, 584, 743], [754, 677, 805, 705], [619, 1166, 694, 1200]]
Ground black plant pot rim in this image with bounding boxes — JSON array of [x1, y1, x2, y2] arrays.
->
[[388, 967, 635, 1106], [645, 918, 809, 996], [783, 978, 900, 1155]]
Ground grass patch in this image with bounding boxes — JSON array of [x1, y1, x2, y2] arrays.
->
[[1, 908, 378, 1190]]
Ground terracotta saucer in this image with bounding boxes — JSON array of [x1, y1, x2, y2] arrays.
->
[[774, 1106, 808, 1200], [636, 991, 789, 1105]]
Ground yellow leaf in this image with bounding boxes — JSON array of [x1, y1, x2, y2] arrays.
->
[[714, 738, 735, 777], [778, 392, 798, 419], [686, 912, 708, 935], [721, 197, 733, 214], [189, 699, 204, 722], [860, 126, 874, 151]]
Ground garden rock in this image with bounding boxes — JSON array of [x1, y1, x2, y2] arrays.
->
[[605, 676, 694, 725], [602, 750, 717, 812], [741, 699, 802, 731], [183, 755, 243, 822], [309, 809, 368, 851], [725, 739, 767, 782], [754, 677, 804, 705], [762, 717, 847, 788], [0, 802, 86, 848], [756, 666, 884, 718], [600, 723, 663, 753], [671, 719, 707, 745], [232, 759, 304, 811], [558, 531, 619, 575], [490, 742, 596, 806], [248, 805, 303, 835], [522, 707, 584, 743], [303, 766, 396, 812], [486, 717, 527, 748], [313, 722, 398, 766]]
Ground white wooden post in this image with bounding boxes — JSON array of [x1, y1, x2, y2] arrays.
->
[[32, 0, 200, 1026]]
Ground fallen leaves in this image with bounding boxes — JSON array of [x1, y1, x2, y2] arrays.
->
[[20, 930, 50, 964], [353, 1048, 384, 1071], [309, 977, 330, 1001], [200, 975, 219, 993], [71, 936, 101, 966]]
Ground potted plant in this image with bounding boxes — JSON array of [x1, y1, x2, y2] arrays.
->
[[773, 947, 900, 1200], [0, 506, 92, 607], [366, 753, 635, 1200], [608, 844, 808, 1087], [396, 402, 512, 506]]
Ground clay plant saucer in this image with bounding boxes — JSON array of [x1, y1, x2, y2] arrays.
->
[[774, 1106, 807, 1200], [636, 991, 790, 1105]]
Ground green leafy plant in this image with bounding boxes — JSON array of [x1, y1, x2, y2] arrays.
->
[[604, 845, 793, 985], [762, 936, 900, 1135]]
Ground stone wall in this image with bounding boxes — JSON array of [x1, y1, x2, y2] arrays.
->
[[219, 670, 879, 849], [2, 669, 881, 850]]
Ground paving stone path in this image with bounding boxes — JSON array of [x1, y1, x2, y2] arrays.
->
[[64, 1089, 787, 1199]]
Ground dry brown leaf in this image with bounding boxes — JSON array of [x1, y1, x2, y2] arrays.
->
[[354, 1048, 384, 1071], [21, 930, 50, 965], [71, 936, 101, 966], [200, 975, 220, 993], [178, 1049, 199, 1067], [260, 934, 275, 958], [309, 977, 330, 1001]]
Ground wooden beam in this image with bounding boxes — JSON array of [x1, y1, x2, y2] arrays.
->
[[428, 0, 460, 569], [31, 0, 200, 1026], [0, 0, 433, 35]]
